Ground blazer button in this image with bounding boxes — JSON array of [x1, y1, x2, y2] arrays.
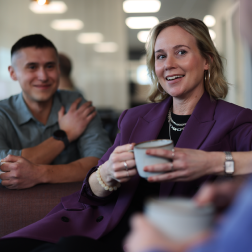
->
[[96, 216, 104, 222], [61, 216, 69, 223]]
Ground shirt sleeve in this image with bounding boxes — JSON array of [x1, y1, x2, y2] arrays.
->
[[71, 95, 112, 159], [0, 112, 22, 159]]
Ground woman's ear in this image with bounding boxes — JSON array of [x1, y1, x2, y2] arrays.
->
[[204, 55, 213, 70], [8, 66, 18, 81]]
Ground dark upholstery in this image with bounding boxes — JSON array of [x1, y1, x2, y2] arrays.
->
[[0, 182, 83, 238]]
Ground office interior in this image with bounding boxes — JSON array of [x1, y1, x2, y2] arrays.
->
[[0, 0, 250, 140]]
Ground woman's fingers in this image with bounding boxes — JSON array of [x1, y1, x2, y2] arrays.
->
[[145, 148, 174, 159], [147, 170, 190, 182], [114, 168, 138, 182], [113, 143, 135, 154], [144, 162, 173, 172]]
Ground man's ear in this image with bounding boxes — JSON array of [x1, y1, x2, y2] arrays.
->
[[8, 66, 17, 81]]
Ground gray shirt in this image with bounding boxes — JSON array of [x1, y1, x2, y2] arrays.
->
[[0, 90, 111, 164]]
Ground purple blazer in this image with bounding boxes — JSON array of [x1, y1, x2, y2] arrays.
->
[[3, 92, 252, 243]]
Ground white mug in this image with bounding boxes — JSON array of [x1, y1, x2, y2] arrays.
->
[[133, 139, 174, 178], [145, 198, 214, 241]]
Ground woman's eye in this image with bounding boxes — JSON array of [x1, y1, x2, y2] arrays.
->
[[157, 55, 165, 60], [177, 50, 187, 55]]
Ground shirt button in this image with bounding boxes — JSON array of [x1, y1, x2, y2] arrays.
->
[[96, 216, 104, 222], [61, 216, 69, 223]]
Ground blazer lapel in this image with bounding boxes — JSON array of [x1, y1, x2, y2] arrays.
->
[[160, 91, 217, 197], [128, 97, 172, 144]]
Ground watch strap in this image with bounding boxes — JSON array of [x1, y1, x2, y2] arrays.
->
[[53, 130, 69, 148]]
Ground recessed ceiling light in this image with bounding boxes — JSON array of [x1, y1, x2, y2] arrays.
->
[[29, 1, 67, 14], [51, 19, 83, 30], [123, 0, 161, 13], [203, 15, 216, 27], [126, 16, 159, 29], [137, 31, 150, 43], [77, 33, 104, 44], [94, 42, 118, 53], [37, 0, 47, 5], [209, 29, 216, 40]]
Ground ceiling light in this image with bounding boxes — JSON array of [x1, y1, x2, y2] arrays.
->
[[137, 31, 150, 43], [209, 29, 216, 40], [37, 0, 48, 5], [126, 16, 159, 29], [77, 33, 103, 44], [123, 0, 161, 13], [29, 1, 67, 14], [51, 19, 83, 30], [203, 15, 216, 27], [94, 42, 118, 53]]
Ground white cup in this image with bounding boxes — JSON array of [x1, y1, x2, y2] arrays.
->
[[145, 198, 214, 241], [133, 139, 174, 178]]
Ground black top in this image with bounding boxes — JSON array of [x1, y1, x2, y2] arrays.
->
[[88, 111, 191, 251]]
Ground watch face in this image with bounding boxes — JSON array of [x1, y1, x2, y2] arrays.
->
[[225, 161, 235, 174], [54, 130, 66, 138]]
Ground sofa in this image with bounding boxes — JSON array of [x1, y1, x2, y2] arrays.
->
[[0, 182, 83, 237]]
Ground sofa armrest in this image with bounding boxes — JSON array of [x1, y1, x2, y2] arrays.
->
[[0, 182, 83, 237]]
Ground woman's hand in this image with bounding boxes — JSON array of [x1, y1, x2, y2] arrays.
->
[[144, 148, 225, 182], [89, 144, 137, 197], [101, 143, 137, 185]]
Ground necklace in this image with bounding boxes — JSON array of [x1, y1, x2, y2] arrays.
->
[[167, 108, 187, 139]]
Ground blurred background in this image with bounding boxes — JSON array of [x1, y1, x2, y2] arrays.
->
[[0, 0, 250, 140]]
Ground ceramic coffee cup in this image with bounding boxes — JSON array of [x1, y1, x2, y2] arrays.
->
[[145, 197, 214, 241], [133, 139, 174, 178]]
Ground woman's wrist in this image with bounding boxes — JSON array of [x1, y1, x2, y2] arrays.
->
[[206, 152, 226, 175], [100, 161, 120, 187], [96, 165, 121, 191]]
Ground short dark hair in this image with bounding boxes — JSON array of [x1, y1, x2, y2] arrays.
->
[[11, 34, 58, 58]]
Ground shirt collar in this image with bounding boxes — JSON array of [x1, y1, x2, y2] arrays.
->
[[16, 93, 34, 125], [16, 91, 62, 127]]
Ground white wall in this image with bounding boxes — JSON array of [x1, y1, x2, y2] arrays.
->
[[0, 0, 128, 111]]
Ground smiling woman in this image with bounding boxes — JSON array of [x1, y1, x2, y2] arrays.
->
[[2, 17, 252, 252]]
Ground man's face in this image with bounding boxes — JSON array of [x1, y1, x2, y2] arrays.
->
[[9, 46, 60, 105]]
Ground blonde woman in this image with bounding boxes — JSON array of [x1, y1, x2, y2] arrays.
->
[[2, 17, 252, 252]]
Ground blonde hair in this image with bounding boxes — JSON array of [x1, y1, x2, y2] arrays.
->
[[146, 17, 228, 102]]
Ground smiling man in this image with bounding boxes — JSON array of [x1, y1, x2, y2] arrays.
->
[[0, 34, 111, 189]]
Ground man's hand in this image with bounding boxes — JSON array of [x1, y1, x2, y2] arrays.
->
[[58, 98, 97, 142], [0, 155, 44, 189], [124, 214, 210, 252], [194, 177, 246, 213]]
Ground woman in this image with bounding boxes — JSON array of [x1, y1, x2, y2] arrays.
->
[[2, 17, 252, 252]]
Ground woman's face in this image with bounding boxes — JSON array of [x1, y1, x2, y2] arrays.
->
[[154, 25, 209, 100]]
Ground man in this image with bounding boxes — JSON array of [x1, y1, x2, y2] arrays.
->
[[0, 34, 111, 189]]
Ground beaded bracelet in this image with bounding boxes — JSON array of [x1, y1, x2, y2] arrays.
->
[[96, 165, 121, 191]]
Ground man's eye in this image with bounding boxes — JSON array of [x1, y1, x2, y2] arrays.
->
[[46, 64, 55, 69], [28, 65, 36, 69]]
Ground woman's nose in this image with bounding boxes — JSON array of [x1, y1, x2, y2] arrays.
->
[[164, 55, 176, 70]]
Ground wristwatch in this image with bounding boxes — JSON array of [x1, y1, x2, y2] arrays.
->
[[52, 130, 69, 148], [224, 151, 234, 175]]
